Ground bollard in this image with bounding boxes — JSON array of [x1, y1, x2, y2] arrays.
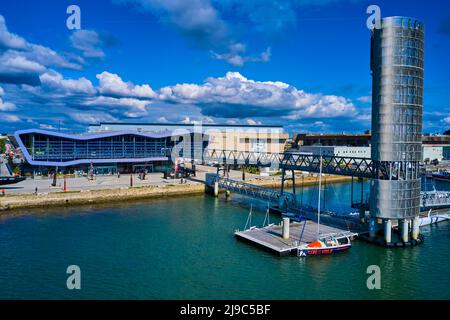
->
[[401, 219, 409, 243], [282, 217, 290, 239], [130, 174, 133, 187], [411, 216, 420, 240], [63, 175, 67, 192], [214, 181, 219, 197], [384, 219, 392, 244]]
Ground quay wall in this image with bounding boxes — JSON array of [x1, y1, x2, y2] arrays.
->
[[0, 175, 353, 212], [0, 184, 205, 212]]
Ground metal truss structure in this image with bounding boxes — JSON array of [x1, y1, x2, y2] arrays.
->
[[193, 149, 412, 181], [216, 177, 296, 206], [199, 149, 282, 167]]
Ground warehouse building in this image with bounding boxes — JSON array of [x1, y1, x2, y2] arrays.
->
[[89, 122, 288, 154]]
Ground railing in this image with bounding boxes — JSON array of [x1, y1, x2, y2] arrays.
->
[[279, 153, 375, 178], [421, 191, 450, 209], [352, 191, 450, 210], [178, 149, 282, 167], [181, 149, 413, 180], [216, 177, 296, 205]]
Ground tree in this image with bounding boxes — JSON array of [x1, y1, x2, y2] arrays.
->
[[0, 139, 5, 154], [444, 130, 450, 136]]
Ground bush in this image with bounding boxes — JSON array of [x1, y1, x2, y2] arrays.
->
[[245, 167, 260, 174], [13, 166, 21, 176]]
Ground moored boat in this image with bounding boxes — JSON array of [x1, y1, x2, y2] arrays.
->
[[297, 154, 352, 257], [0, 176, 26, 185], [297, 234, 352, 257], [431, 171, 450, 182]]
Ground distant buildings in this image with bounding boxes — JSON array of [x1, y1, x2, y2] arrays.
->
[[294, 145, 371, 158], [294, 133, 371, 147], [290, 132, 450, 162]]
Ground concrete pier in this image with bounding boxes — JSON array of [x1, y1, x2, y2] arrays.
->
[[401, 219, 409, 243], [411, 216, 420, 240], [384, 219, 392, 243], [214, 181, 219, 197], [282, 217, 290, 239]]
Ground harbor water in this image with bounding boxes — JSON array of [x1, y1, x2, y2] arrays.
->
[[0, 181, 449, 299]]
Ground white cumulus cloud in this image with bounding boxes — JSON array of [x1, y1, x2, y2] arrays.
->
[[96, 71, 156, 99], [0, 15, 27, 50], [158, 71, 356, 119], [70, 30, 105, 59], [39, 71, 96, 95], [0, 99, 16, 111], [0, 14, 83, 87], [3, 114, 20, 122], [0, 85, 16, 111]]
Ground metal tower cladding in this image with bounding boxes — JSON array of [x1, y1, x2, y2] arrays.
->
[[370, 16, 425, 243]]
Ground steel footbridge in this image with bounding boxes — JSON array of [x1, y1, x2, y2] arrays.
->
[[187, 149, 450, 211]]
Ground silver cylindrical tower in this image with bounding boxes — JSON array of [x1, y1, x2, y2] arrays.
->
[[370, 17, 424, 242]]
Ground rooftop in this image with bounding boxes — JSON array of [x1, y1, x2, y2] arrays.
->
[[89, 122, 283, 128]]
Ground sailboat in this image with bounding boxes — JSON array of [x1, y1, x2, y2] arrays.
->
[[297, 155, 352, 257]]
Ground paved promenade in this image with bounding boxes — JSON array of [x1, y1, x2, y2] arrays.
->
[[0, 165, 261, 195]]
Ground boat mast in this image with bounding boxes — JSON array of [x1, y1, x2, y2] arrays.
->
[[317, 154, 323, 238]]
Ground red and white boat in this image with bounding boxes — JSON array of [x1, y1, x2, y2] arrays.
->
[[297, 234, 352, 257]]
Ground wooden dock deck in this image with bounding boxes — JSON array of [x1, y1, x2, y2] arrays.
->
[[235, 221, 356, 256]]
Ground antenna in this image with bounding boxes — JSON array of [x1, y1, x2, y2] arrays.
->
[[317, 152, 323, 238]]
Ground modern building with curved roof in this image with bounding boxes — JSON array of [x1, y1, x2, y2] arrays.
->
[[14, 122, 287, 175], [14, 128, 204, 174]]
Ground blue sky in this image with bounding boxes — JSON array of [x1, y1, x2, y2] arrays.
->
[[0, 0, 449, 135]]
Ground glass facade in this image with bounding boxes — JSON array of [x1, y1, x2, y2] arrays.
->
[[371, 16, 424, 162], [370, 16, 424, 220], [19, 133, 169, 163], [14, 130, 210, 173]]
